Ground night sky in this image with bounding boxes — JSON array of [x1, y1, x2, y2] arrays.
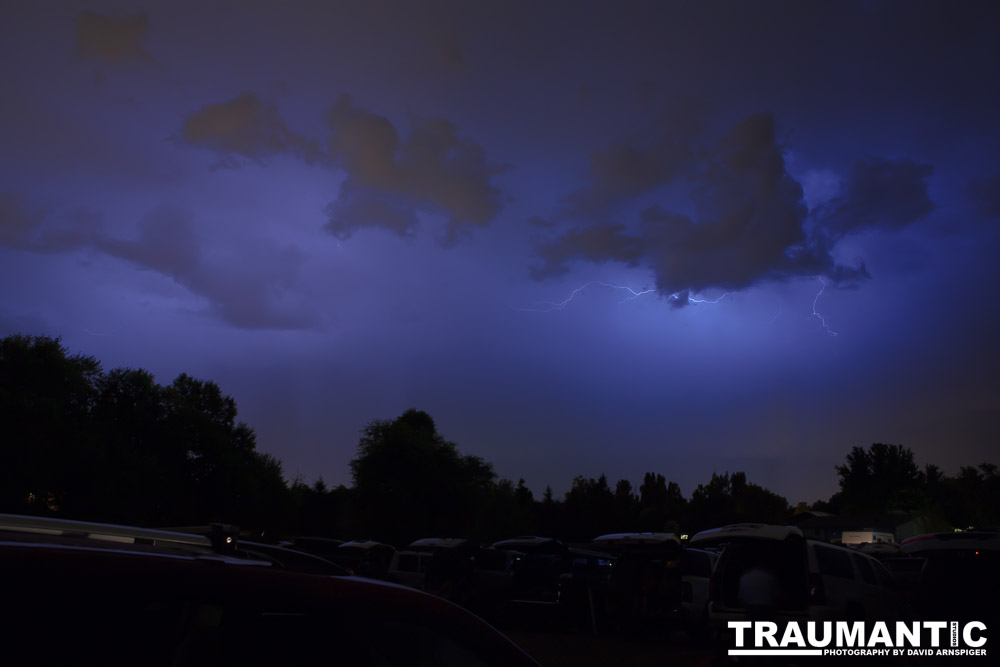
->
[[2, 1, 998, 504]]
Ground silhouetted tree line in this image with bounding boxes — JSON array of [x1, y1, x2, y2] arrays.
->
[[0, 335, 288, 529], [813, 442, 1000, 531], [2, 335, 998, 544]]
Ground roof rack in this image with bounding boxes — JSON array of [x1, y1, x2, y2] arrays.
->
[[0, 513, 215, 552], [160, 523, 241, 554]]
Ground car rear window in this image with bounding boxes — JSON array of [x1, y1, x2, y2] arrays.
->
[[681, 550, 712, 577], [850, 553, 880, 585], [397, 553, 419, 572], [813, 544, 854, 579], [717, 538, 809, 610], [475, 549, 508, 571], [884, 558, 924, 573], [871, 559, 895, 587]]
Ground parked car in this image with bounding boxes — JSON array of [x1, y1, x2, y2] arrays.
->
[[691, 523, 904, 632], [493, 537, 569, 605], [592, 533, 684, 632], [881, 556, 926, 610], [403, 538, 521, 614], [881, 555, 926, 586], [851, 541, 904, 560], [388, 548, 436, 589], [332, 539, 397, 578], [591, 532, 681, 553], [141, 521, 349, 576], [493, 537, 612, 605], [285, 535, 346, 557], [900, 531, 1000, 623], [680, 547, 719, 637], [236, 539, 349, 575], [492, 536, 613, 635], [0, 514, 540, 666]]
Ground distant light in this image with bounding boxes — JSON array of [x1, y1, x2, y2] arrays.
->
[[225, 536, 233, 544], [680, 534, 689, 540]]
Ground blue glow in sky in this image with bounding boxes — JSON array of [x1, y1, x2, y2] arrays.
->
[[2, 0, 998, 504]]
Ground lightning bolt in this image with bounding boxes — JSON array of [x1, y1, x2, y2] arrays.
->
[[514, 281, 729, 312], [512, 281, 655, 312], [516, 278, 839, 336], [812, 276, 838, 336], [688, 293, 730, 305]]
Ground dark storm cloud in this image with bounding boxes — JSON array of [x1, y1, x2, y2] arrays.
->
[[74, 11, 152, 64], [532, 223, 643, 280], [323, 94, 507, 240], [562, 101, 701, 220], [325, 184, 419, 240], [528, 216, 555, 229], [817, 158, 935, 237], [0, 192, 48, 251], [96, 206, 313, 330], [778, 234, 869, 287], [0, 192, 99, 253], [1, 198, 311, 330], [534, 112, 871, 295], [180, 92, 322, 165], [969, 175, 1000, 220], [564, 142, 692, 218], [97, 206, 200, 277]]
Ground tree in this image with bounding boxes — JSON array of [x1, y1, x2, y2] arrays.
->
[[562, 474, 617, 539], [0, 335, 100, 515], [479, 477, 536, 541], [0, 335, 289, 531], [637, 472, 687, 532], [537, 484, 561, 536], [349, 409, 496, 545], [160, 373, 286, 526], [86, 367, 174, 524], [613, 478, 638, 527], [688, 471, 789, 531], [945, 464, 1000, 530], [835, 443, 923, 514]]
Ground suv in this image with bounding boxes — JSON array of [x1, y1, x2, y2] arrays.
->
[[591, 533, 683, 629], [331, 539, 397, 577], [388, 548, 436, 589], [691, 523, 902, 630], [491, 536, 613, 635], [900, 531, 1000, 624], [0, 514, 540, 666]]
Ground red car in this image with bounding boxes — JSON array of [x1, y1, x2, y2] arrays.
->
[[0, 514, 540, 666]]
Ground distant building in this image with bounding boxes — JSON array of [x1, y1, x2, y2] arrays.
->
[[788, 511, 952, 543]]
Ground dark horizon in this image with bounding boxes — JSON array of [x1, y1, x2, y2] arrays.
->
[[2, 1, 998, 507], [5, 332, 997, 537]]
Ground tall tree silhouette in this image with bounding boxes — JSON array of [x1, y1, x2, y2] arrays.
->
[[349, 409, 495, 545], [689, 471, 789, 531], [0, 335, 100, 515], [0, 334, 287, 530], [834, 443, 922, 514]]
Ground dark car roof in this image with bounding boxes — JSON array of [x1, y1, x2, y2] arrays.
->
[[901, 531, 1000, 553], [238, 539, 351, 575], [493, 536, 567, 553], [1, 528, 539, 666]]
